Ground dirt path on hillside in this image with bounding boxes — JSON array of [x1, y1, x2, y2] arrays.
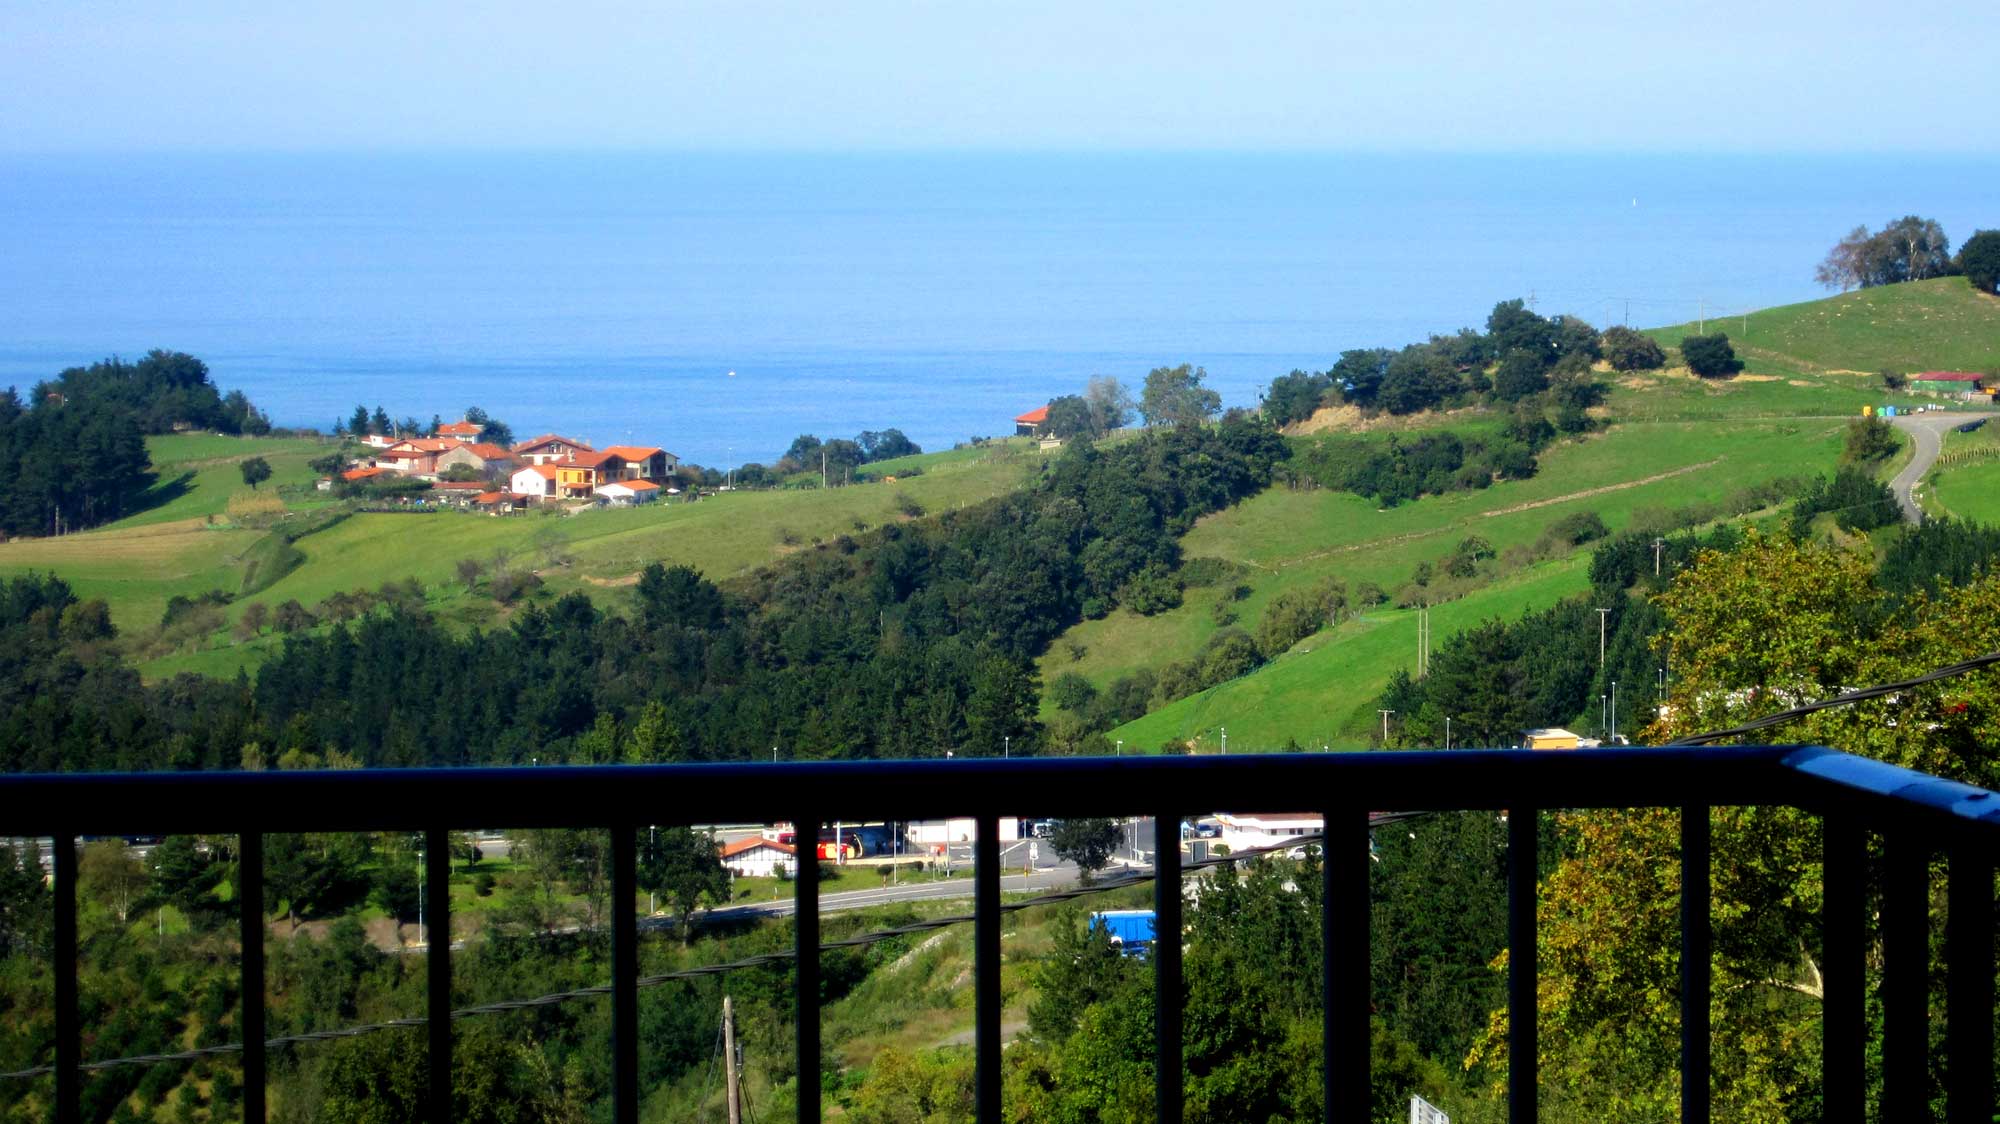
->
[[1477, 459, 1723, 518]]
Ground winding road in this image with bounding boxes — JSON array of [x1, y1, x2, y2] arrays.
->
[[1889, 412, 1980, 524]]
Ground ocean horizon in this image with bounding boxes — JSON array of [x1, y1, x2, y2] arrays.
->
[[3, 150, 1994, 466]]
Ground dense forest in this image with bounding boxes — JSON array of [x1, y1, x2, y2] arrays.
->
[[0, 351, 271, 537]]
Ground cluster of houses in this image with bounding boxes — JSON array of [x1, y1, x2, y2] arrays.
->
[[322, 421, 683, 513]]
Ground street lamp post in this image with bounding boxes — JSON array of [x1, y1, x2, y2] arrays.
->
[[1445, 716, 1452, 750], [1220, 727, 1226, 754], [1611, 681, 1619, 744], [1116, 739, 1122, 757]]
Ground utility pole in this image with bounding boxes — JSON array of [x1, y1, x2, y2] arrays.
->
[[1653, 537, 1665, 576], [1611, 681, 1619, 744], [1623, 298, 1630, 326], [1445, 715, 1452, 751], [723, 994, 742, 1124], [1379, 709, 1394, 744], [1601, 694, 1608, 738], [1698, 297, 1705, 335], [1220, 727, 1227, 753], [821, 449, 828, 489], [1597, 607, 1611, 665]]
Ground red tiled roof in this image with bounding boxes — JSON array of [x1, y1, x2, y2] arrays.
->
[[512, 434, 594, 453], [341, 467, 385, 481], [473, 490, 518, 504], [461, 443, 515, 460], [603, 445, 664, 461], [620, 479, 661, 490], [564, 450, 618, 468], [721, 837, 795, 859], [437, 421, 483, 436], [1015, 405, 1049, 425], [1912, 371, 1985, 381], [516, 464, 562, 480], [390, 438, 462, 453]]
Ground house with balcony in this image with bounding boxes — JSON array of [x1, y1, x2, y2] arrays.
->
[[601, 446, 679, 480], [435, 419, 485, 440], [513, 434, 595, 465]]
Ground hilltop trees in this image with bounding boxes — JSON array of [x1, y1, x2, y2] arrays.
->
[[1815, 216, 1953, 290], [1958, 229, 2000, 295], [1139, 363, 1221, 427]]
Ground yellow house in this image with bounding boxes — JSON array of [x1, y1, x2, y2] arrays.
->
[[555, 463, 597, 497], [1523, 727, 1581, 751]]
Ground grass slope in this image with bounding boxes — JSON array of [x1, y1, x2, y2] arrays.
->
[[1110, 557, 1592, 752], [1643, 276, 2000, 376], [1046, 417, 1845, 737]]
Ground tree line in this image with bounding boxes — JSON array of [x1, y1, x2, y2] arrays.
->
[[0, 351, 270, 537]]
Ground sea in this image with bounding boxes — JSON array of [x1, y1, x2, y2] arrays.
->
[[1, 151, 1993, 467]]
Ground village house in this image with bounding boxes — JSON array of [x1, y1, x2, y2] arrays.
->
[[376, 438, 464, 480], [512, 434, 595, 465], [600, 445, 679, 479], [435, 442, 519, 480], [435, 419, 485, 440], [508, 463, 562, 500], [720, 836, 797, 879], [1014, 405, 1049, 436]]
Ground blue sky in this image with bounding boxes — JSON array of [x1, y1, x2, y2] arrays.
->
[[3, 0, 1994, 153]]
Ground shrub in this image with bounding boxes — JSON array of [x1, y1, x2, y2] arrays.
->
[[455, 558, 484, 587], [1049, 672, 1097, 713], [894, 494, 925, 518], [1680, 333, 1743, 378], [1840, 416, 1900, 465], [490, 570, 544, 604], [1255, 578, 1347, 658], [1178, 556, 1236, 588], [1600, 326, 1667, 371], [1544, 511, 1609, 547], [1117, 564, 1183, 616]]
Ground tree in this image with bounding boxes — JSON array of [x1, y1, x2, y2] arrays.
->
[[1083, 375, 1135, 434], [1840, 415, 1900, 465], [1680, 333, 1742, 378], [1040, 395, 1096, 439], [0, 841, 47, 957], [1049, 817, 1120, 883], [855, 428, 920, 461], [1958, 229, 2000, 295], [1486, 299, 1555, 364], [1600, 326, 1666, 371], [78, 839, 146, 924], [463, 406, 514, 448], [638, 827, 729, 942], [1491, 350, 1550, 402], [1817, 216, 1952, 289], [1262, 369, 1332, 428], [347, 405, 371, 438], [235, 600, 270, 639], [370, 406, 392, 436], [1138, 363, 1221, 427], [238, 456, 272, 490]]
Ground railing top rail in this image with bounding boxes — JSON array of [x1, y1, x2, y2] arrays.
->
[[7, 744, 1985, 837], [1781, 746, 2000, 847]]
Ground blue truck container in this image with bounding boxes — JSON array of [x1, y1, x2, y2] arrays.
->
[[1090, 909, 1157, 956]]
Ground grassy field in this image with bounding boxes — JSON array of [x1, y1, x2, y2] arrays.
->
[[1109, 556, 1593, 751], [0, 434, 1062, 678], [1927, 459, 2000, 525], [1042, 416, 1846, 734], [1642, 276, 2000, 376]]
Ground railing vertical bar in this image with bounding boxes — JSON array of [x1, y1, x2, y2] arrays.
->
[[1323, 809, 1368, 1123], [425, 828, 452, 1124], [53, 834, 78, 1124], [974, 814, 1002, 1123], [1680, 805, 1710, 1124], [240, 832, 266, 1124], [1820, 816, 1864, 1124], [1154, 811, 1183, 1124], [1882, 835, 1929, 1119], [1508, 808, 1539, 1124], [1945, 846, 1993, 1124], [610, 826, 639, 1124], [795, 814, 820, 1124]]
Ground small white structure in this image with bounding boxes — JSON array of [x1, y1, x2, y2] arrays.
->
[[905, 818, 1025, 846], [595, 480, 661, 505], [1214, 812, 1324, 853], [509, 464, 560, 499], [720, 837, 797, 879]]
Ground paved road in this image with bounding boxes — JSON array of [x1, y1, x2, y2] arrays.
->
[[1889, 412, 1981, 524]]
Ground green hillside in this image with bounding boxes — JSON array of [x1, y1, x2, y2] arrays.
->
[[1046, 416, 1843, 741], [0, 435, 1061, 678], [1643, 276, 2000, 376]]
